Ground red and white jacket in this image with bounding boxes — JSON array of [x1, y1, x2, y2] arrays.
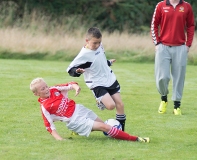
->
[[151, 0, 195, 47], [38, 82, 77, 133]]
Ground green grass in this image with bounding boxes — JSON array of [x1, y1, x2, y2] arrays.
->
[[0, 59, 197, 160]]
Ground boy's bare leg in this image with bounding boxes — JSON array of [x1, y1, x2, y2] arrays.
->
[[94, 117, 104, 123], [111, 93, 124, 114], [102, 93, 126, 131], [101, 93, 116, 110]]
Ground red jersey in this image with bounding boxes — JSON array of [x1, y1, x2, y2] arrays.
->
[[38, 82, 77, 133], [151, 0, 195, 47]]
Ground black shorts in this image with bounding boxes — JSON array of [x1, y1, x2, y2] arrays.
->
[[92, 80, 120, 98]]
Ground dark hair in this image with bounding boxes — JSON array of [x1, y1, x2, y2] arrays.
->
[[86, 27, 102, 40]]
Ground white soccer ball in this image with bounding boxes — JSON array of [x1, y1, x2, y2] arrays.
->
[[103, 119, 122, 136]]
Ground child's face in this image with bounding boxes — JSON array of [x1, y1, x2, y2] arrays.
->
[[34, 81, 50, 98], [86, 37, 102, 50]]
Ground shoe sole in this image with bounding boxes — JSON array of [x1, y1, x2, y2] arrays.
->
[[143, 137, 150, 143], [145, 138, 150, 143], [173, 112, 182, 115], [158, 110, 166, 114]]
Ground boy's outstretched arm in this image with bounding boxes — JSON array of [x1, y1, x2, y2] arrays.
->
[[71, 83, 81, 96], [107, 59, 116, 66], [51, 130, 64, 140], [68, 67, 84, 77]]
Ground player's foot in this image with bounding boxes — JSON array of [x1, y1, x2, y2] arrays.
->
[[158, 101, 167, 113], [96, 101, 106, 110], [71, 131, 78, 135], [137, 137, 150, 143], [173, 108, 182, 115]]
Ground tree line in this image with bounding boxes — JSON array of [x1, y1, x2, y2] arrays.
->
[[1, 0, 197, 33]]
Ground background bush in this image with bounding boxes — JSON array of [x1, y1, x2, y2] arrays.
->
[[0, 0, 196, 33]]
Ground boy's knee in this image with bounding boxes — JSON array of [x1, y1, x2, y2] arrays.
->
[[119, 102, 124, 108], [106, 104, 116, 110]]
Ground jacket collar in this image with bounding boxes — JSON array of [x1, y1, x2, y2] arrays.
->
[[166, 0, 183, 5]]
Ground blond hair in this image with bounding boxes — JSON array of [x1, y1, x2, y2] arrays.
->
[[30, 77, 45, 93]]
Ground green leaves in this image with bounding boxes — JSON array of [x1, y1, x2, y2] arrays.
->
[[1, 0, 197, 33]]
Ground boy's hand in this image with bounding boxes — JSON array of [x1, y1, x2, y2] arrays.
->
[[72, 84, 81, 96], [109, 59, 116, 64], [76, 68, 85, 74]]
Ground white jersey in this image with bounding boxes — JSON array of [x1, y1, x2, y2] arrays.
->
[[67, 44, 116, 89]]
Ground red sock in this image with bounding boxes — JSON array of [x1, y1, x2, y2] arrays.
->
[[107, 127, 138, 141]]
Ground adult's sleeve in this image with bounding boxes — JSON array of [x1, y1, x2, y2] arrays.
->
[[151, 2, 162, 45], [186, 4, 195, 47]]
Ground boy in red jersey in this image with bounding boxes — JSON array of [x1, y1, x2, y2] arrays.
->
[[30, 77, 149, 142], [151, 0, 195, 115]]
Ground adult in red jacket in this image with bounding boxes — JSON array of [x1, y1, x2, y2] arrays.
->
[[151, 0, 195, 115]]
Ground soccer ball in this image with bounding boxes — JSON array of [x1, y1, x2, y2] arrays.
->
[[103, 119, 122, 136]]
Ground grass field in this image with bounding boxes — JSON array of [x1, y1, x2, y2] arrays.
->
[[1, 59, 197, 160]]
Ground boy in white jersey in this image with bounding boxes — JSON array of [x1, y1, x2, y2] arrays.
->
[[67, 27, 126, 131], [29, 77, 149, 142]]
